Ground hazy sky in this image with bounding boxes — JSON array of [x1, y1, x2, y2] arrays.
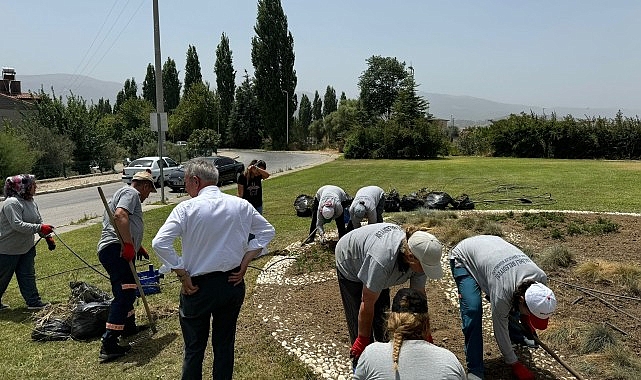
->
[[5, 1, 641, 109]]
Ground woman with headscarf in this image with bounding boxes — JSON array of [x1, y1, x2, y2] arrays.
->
[[354, 288, 466, 379], [237, 159, 270, 214], [0, 174, 53, 311]]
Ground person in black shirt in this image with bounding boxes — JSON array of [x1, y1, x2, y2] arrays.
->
[[237, 160, 269, 214]]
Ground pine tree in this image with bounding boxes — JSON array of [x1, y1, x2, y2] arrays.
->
[[251, 0, 297, 149], [184, 45, 203, 96], [215, 33, 236, 147]]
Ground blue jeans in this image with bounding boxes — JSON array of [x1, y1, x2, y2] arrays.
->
[[450, 259, 484, 379], [99, 243, 136, 338], [179, 269, 245, 380], [0, 247, 43, 307]]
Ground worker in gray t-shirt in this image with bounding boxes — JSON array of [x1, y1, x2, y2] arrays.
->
[[348, 185, 386, 230], [449, 235, 557, 380], [304, 185, 350, 244], [335, 223, 444, 367]]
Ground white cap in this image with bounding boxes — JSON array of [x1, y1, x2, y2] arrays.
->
[[525, 282, 557, 330], [407, 231, 443, 279], [321, 205, 335, 220]]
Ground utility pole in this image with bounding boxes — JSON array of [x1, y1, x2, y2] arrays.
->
[[152, 0, 166, 203], [282, 89, 289, 147]]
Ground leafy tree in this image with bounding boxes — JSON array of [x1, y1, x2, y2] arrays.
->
[[103, 98, 156, 158], [215, 33, 236, 147], [391, 74, 428, 127], [322, 85, 337, 117], [340, 91, 347, 103], [187, 128, 221, 158], [358, 55, 408, 119], [323, 99, 359, 147], [298, 93, 312, 130], [142, 63, 156, 105], [162, 57, 182, 112], [184, 45, 203, 96], [251, 0, 297, 149], [0, 127, 38, 180], [168, 82, 218, 142], [312, 91, 322, 120], [114, 78, 138, 113], [227, 73, 262, 148], [92, 98, 112, 115]]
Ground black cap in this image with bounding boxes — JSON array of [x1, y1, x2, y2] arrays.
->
[[391, 288, 428, 313]]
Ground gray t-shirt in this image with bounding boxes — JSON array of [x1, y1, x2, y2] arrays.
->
[[335, 223, 426, 293], [354, 340, 466, 380], [97, 185, 144, 253], [0, 197, 43, 255], [349, 185, 385, 227], [450, 235, 548, 364], [315, 185, 349, 233]]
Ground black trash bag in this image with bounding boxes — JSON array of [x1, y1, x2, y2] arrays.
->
[[400, 193, 425, 211], [424, 191, 453, 209], [70, 301, 111, 340], [384, 189, 401, 212], [69, 281, 112, 304], [32, 317, 72, 341], [452, 194, 475, 210], [293, 194, 314, 217]]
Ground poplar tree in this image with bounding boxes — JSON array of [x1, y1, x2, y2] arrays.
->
[[184, 45, 203, 96], [162, 57, 182, 112], [298, 93, 312, 129], [322, 85, 337, 117], [312, 91, 322, 120], [142, 63, 156, 105], [251, 0, 297, 149], [215, 33, 236, 147]]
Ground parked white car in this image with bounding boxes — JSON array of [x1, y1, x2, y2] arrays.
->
[[121, 156, 180, 186]]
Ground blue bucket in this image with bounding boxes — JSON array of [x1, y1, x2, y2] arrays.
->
[[135, 264, 163, 297]]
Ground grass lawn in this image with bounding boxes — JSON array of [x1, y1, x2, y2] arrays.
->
[[1, 156, 640, 379]]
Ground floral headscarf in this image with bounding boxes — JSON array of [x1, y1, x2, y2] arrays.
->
[[4, 174, 36, 200]]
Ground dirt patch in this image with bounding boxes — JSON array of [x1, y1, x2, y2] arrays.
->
[[253, 212, 641, 379]]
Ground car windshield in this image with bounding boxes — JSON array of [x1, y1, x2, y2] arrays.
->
[[129, 159, 153, 167]]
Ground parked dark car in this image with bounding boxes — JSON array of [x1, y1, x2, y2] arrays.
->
[[166, 156, 245, 192]]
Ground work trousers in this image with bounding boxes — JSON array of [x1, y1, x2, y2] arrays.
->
[[99, 243, 136, 339], [450, 259, 485, 379], [0, 247, 43, 307], [309, 198, 347, 238], [180, 268, 245, 380], [336, 269, 390, 345]]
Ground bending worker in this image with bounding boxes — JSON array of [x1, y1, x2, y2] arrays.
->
[[348, 185, 386, 230], [449, 235, 557, 380], [304, 185, 350, 244], [335, 222, 444, 366]]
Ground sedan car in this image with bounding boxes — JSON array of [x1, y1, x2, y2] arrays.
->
[[121, 156, 180, 186], [166, 155, 245, 192]]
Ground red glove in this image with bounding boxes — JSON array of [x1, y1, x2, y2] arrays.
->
[[349, 335, 371, 359], [137, 246, 149, 260], [426, 334, 434, 343], [40, 224, 54, 235], [45, 236, 56, 251], [511, 361, 535, 380], [121, 242, 135, 262]]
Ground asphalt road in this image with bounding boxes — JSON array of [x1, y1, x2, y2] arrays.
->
[[37, 150, 335, 234]]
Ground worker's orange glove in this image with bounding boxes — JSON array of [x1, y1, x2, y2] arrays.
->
[[121, 242, 135, 262], [349, 335, 371, 359], [511, 361, 535, 380]]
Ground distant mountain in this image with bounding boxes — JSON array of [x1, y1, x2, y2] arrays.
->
[[421, 92, 641, 127], [18, 74, 122, 104]]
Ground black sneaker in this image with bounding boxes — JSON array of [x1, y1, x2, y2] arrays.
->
[[27, 302, 51, 311], [99, 342, 132, 361]]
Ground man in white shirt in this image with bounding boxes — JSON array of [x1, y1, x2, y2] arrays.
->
[[152, 158, 275, 380]]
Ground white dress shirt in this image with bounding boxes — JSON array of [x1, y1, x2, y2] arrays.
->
[[152, 185, 275, 276]]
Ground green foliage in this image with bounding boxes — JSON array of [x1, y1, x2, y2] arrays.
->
[[580, 324, 616, 354], [102, 98, 155, 158], [322, 85, 337, 117], [251, 0, 297, 150], [114, 77, 138, 113], [298, 93, 312, 130], [358, 55, 408, 119], [183, 44, 203, 96], [215, 33, 236, 146], [168, 82, 217, 142], [186, 128, 221, 158], [312, 90, 322, 121], [391, 74, 429, 125], [162, 57, 182, 112], [0, 127, 37, 180], [142, 63, 156, 106], [538, 245, 575, 271], [228, 74, 262, 148]]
